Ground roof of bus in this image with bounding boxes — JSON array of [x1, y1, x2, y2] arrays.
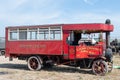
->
[[6, 23, 114, 32]]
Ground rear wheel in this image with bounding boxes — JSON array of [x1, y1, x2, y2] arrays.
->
[[92, 60, 108, 76], [27, 56, 42, 71], [1, 50, 5, 55]]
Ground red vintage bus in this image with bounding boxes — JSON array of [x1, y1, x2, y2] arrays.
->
[[5, 19, 114, 75]]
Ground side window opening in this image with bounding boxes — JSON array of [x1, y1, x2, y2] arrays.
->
[[67, 31, 81, 46], [19, 29, 27, 40], [66, 31, 103, 46], [74, 32, 81, 45], [9, 29, 18, 40], [50, 27, 61, 40], [39, 28, 49, 40], [28, 28, 37, 40]]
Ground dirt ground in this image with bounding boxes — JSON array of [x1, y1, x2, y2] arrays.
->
[[0, 55, 120, 80]]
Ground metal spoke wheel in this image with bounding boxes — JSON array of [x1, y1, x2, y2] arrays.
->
[[92, 60, 108, 76], [27, 56, 42, 71]]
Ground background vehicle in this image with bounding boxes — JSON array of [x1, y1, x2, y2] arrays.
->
[[110, 39, 120, 55], [0, 37, 5, 56], [5, 19, 114, 75]]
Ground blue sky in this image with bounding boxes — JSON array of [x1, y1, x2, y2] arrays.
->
[[0, 0, 120, 38]]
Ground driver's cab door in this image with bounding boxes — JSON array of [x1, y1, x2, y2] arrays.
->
[[66, 31, 81, 59]]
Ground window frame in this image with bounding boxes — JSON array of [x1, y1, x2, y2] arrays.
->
[[8, 26, 63, 41], [19, 29, 27, 40], [50, 27, 62, 40], [9, 29, 19, 40], [27, 28, 38, 40], [39, 28, 49, 40]]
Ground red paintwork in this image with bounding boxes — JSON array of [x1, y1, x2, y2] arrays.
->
[[63, 40, 104, 59], [5, 23, 113, 60], [6, 23, 113, 32], [6, 41, 62, 56], [63, 24, 113, 31]]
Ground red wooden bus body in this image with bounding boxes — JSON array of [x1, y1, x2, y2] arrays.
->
[[5, 24, 113, 59], [5, 22, 114, 75]]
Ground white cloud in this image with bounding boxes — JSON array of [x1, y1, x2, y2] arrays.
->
[[0, 0, 60, 13], [0, 0, 63, 24], [83, 0, 99, 5], [0, 12, 61, 25], [0, 11, 119, 38], [0, 0, 27, 12], [0, 0, 119, 38], [0, 0, 63, 37]]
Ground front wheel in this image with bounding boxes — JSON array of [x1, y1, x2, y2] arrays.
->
[[27, 56, 42, 71], [92, 60, 108, 76]]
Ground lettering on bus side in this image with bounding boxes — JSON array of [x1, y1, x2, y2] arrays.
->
[[19, 44, 46, 48], [76, 47, 102, 54]]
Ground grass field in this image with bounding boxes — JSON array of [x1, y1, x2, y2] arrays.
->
[[0, 55, 120, 80]]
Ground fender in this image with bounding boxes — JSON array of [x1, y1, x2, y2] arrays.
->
[[88, 56, 106, 68]]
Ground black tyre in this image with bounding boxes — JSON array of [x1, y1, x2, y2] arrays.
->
[[27, 56, 42, 71], [92, 60, 108, 76], [1, 50, 5, 55]]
